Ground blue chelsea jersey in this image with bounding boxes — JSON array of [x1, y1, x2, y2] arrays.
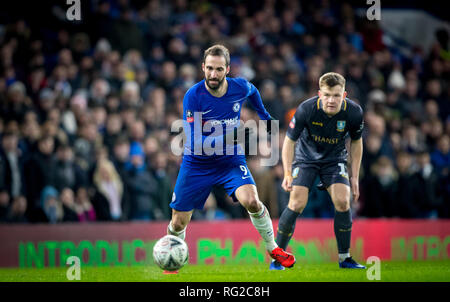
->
[[182, 77, 272, 164]]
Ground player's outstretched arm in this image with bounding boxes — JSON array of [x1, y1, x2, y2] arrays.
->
[[349, 138, 363, 203], [281, 136, 296, 192]]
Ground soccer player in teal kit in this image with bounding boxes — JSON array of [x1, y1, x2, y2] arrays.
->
[[271, 72, 366, 270], [167, 45, 295, 270]]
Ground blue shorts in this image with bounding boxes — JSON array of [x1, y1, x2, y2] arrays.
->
[[170, 157, 255, 211]]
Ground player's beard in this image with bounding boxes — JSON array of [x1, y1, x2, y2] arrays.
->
[[205, 76, 225, 91]]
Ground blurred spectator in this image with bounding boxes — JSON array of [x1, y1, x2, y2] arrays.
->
[[111, 137, 130, 175], [129, 120, 146, 146], [0, 131, 24, 199], [40, 186, 63, 224], [148, 87, 167, 128], [75, 187, 96, 222], [398, 79, 423, 123], [412, 151, 442, 218], [0, 81, 30, 124], [89, 1, 114, 44], [109, 7, 145, 55], [395, 152, 421, 218], [103, 113, 124, 150], [23, 135, 57, 222], [93, 159, 123, 221], [157, 61, 181, 93], [89, 78, 111, 106], [19, 116, 41, 156], [148, 151, 173, 220], [430, 134, 450, 177], [365, 140, 383, 173], [60, 188, 79, 222], [91, 105, 108, 135], [0, 191, 9, 222], [126, 142, 158, 221], [347, 62, 370, 105], [73, 121, 100, 171], [36, 88, 56, 124], [6, 195, 28, 223], [54, 144, 86, 192], [401, 124, 426, 154], [438, 172, 450, 218], [365, 112, 395, 157], [260, 79, 285, 126], [121, 81, 142, 107], [110, 136, 132, 218], [360, 156, 397, 217]]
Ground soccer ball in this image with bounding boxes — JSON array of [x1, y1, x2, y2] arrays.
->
[[153, 235, 189, 271]]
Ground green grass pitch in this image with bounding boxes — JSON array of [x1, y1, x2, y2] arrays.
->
[[0, 260, 449, 282]]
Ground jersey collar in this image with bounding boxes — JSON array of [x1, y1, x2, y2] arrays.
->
[[317, 97, 347, 112]]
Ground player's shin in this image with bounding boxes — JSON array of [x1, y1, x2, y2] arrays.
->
[[167, 221, 187, 241], [276, 207, 299, 250], [248, 203, 277, 251], [334, 209, 352, 262]]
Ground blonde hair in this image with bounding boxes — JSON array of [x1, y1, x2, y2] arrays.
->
[[93, 159, 123, 198], [319, 72, 346, 89]]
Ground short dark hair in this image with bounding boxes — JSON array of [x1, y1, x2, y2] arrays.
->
[[319, 72, 346, 89], [39, 135, 53, 142], [57, 143, 72, 151], [2, 131, 17, 139], [114, 135, 130, 146], [203, 44, 230, 67]]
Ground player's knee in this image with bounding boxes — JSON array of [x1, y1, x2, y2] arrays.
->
[[288, 192, 308, 213], [289, 187, 308, 213], [242, 195, 260, 212], [171, 217, 187, 232], [333, 197, 350, 212], [288, 199, 307, 213]]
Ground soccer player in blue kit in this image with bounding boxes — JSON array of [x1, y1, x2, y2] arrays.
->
[[167, 44, 295, 269], [271, 72, 366, 270]]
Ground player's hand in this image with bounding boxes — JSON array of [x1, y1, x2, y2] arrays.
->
[[350, 177, 359, 204], [282, 174, 293, 192]]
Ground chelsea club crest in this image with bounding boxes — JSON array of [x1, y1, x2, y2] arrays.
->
[[337, 120, 346, 132], [233, 103, 240, 112]]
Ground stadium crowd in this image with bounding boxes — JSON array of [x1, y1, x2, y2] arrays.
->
[[0, 0, 449, 223]]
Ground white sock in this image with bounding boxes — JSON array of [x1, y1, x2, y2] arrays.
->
[[339, 253, 350, 262], [167, 221, 186, 240], [248, 203, 278, 252]]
